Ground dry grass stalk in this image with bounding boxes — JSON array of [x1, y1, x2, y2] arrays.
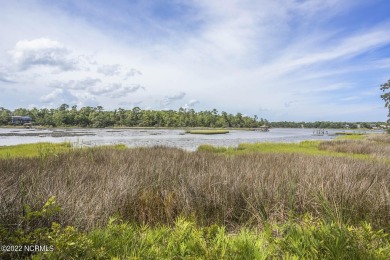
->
[[1, 146, 389, 231]]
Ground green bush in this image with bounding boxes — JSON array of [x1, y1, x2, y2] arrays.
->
[[272, 215, 390, 259], [2, 210, 389, 259]]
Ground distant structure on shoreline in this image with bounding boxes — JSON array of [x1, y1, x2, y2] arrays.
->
[[11, 116, 32, 126]]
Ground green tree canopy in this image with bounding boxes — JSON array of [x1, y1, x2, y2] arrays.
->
[[380, 79, 390, 123], [0, 105, 269, 128]]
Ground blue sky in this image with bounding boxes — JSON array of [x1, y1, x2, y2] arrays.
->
[[1, 0, 390, 121]]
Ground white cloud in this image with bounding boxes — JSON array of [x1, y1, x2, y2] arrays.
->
[[181, 99, 199, 110], [40, 89, 77, 103], [109, 84, 145, 98], [0, 66, 16, 83], [10, 38, 78, 71], [88, 83, 121, 95], [188, 99, 199, 106], [0, 1, 389, 121], [87, 83, 144, 97], [161, 92, 186, 106], [97, 64, 121, 76], [124, 68, 142, 79], [340, 96, 360, 101], [48, 78, 101, 90]]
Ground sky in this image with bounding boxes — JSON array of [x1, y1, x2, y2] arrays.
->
[[0, 0, 390, 122]]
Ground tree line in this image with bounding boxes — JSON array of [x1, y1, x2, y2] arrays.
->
[[0, 104, 268, 128], [268, 121, 385, 129], [0, 104, 385, 129]]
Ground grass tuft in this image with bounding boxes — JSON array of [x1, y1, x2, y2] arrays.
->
[[187, 130, 229, 134]]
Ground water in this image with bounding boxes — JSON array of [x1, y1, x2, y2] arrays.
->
[[0, 128, 381, 151]]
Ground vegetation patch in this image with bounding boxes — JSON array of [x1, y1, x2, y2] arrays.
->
[[0, 142, 72, 158], [2, 146, 389, 230], [319, 139, 390, 159], [1, 199, 389, 259], [197, 144, 228, 153], [1, 136, 390, 258], [367, 133, 390, 143], [0, 142, 127, 159], [236, 141, 325, 155], [335, 132, 365, 136], [187, 129, 229, 134], [335, 134, 366, 140], [197, 135, 390, 161], [199, 141, 371, 159]]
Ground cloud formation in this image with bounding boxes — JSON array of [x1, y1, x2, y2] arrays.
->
[[124, 68, 142, 79], [97, 64, 121, 76], [0, 67, 15, 83], [188, 99, 199, 106], [161, 92, 186, 106], [182, 99, 199, 110], [40, 89, 78, 104], [10, 38, 78, 71], [88, 83, 144, 97], [0, 1, 389, 121], [47, 78, 101, 90], [109, 84, 144, 98]]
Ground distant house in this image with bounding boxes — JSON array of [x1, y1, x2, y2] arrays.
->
[[11, 116, 32, 125]]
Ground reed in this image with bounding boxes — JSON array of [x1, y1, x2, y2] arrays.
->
[[319, 139, 390, 159], [2, 138, 390, 259], [1, 145, 389, 231]]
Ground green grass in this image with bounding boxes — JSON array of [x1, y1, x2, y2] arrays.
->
[[3, 210, 389, 259], [237, 141, 324, 154], [0, 142, 72, 158], [335, 132, 365, 136], [187, 129, 229, 134], [0, 142, 128, 159], [336, 134, 366, 140], [83, 216, 389, 259], [198, 140, 371, 160]]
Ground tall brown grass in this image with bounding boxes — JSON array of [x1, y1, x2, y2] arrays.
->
[[367, 133, 390, 143], [319, 134, 390, 158], [1, 145, 389, 231]]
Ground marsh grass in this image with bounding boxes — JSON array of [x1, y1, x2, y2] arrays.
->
[[199, 141, 371, 160], [336, 134, 366, 140], [1, 145, 389, 232], [335, 132, 365, 136], [1, 138, 390, 258], [187, 129, 229, 134], [367, 133, 390, 143], [319, 138, 390, 159], [0, 142, 72, 159]]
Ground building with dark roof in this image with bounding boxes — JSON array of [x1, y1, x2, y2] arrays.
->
[[11, 116, 32, 125]]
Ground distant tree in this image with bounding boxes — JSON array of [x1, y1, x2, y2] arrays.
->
[[0, 107, 11, 125], [59, 103, 69, 111], [380, 79, 390, 124], [0, 106, 271, 128]]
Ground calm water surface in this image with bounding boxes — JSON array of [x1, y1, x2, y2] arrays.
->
[[0, 128, 380, 151]]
